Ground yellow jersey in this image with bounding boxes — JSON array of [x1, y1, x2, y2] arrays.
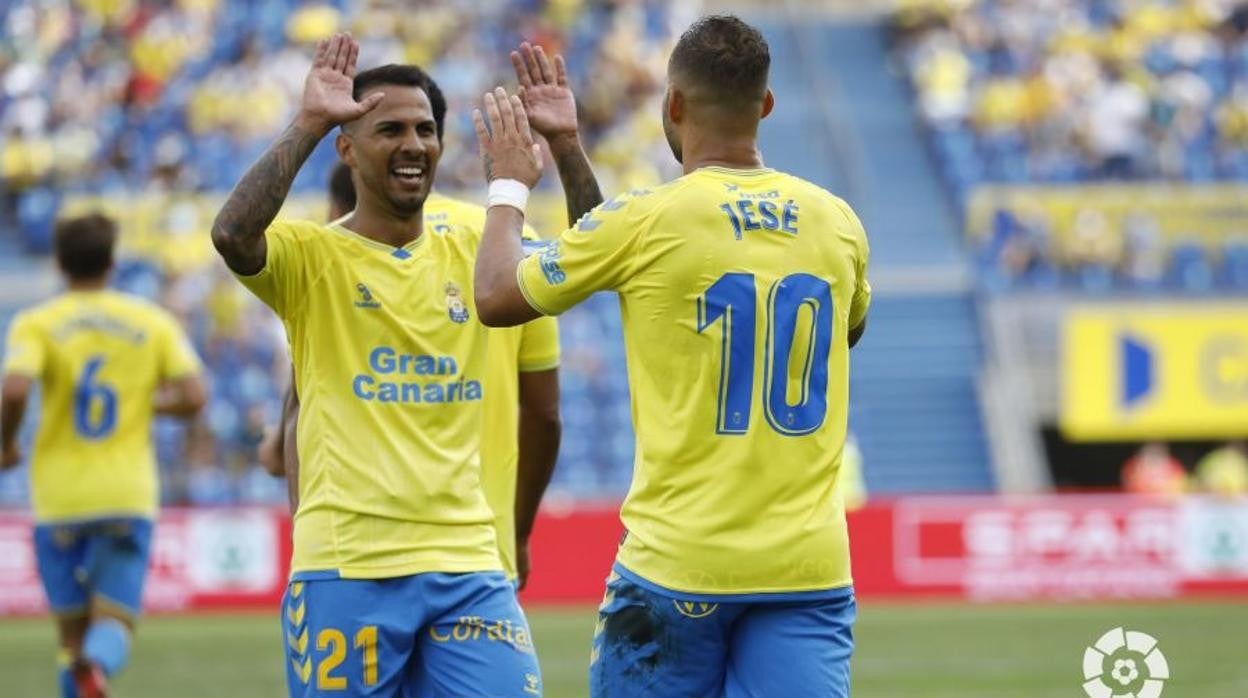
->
[[428, 195, 560, 579], [2, 290, 202, 522], [517, 167, 871, 596], [236, 199, 517, 579]]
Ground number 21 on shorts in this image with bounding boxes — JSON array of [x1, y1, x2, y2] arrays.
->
[[314, 626, 378, 690]]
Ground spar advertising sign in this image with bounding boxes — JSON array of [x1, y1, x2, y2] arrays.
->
[[850, 496, 1248, 600]]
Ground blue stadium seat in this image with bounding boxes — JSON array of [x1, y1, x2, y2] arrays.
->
[[1168, 243, 1216, 293], [1220, 240, 1248, 291], [17, 188, 60, 253]]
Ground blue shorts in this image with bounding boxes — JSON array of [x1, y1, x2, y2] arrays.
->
[[591, 567, 856, 698], [281, 571, 542, 697], [32, 517, 154, 618]]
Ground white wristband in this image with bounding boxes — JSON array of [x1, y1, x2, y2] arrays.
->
[[487, 179, 530, 213]]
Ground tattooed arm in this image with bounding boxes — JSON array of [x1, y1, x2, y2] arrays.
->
[[212, 123, 323, 274], [547, 133, 604, 227], [211, 33, 382, 274], [511, 42, 604, 226]]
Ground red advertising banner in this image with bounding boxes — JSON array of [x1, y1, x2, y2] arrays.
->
[[849, 495, 1248, 601], [2, 496, 1246, 616], [0, 508, 292, 616]]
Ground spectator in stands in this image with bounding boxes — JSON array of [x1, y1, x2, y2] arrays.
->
[[1084, 63, 1149, 179], [1195, 442, 1248, 497], [1121, 442, 1188, 497], [1121, 213, 1167, 288]]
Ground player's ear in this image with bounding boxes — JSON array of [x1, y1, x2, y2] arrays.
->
[[666, 87, 684, 124], [761, 88, 775, 120], [335, 131, 356, 169]]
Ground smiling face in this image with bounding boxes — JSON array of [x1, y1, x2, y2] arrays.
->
[[338, 84, 442, 218]]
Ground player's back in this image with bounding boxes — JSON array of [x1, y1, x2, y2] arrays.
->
[[5, 290, 200, 522], [428, 193, 561, 579], [593, 167, 870, 596]]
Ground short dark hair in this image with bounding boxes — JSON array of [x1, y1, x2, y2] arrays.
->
[[54, 213, 117, 281], [352, 64, 447, 140], [328, 162, 355, 213], [669, 15, 770, 106]]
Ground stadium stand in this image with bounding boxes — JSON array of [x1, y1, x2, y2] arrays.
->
[[0, 0, 686, 505], [893, 0, 1248, 293]]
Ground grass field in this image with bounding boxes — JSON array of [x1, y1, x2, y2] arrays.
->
[[2, 601, 1247, 697]]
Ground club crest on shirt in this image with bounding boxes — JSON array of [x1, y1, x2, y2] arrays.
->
[[445, 282, 470, 324]]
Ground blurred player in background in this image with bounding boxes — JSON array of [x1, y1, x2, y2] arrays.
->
[[212, 33, 594, 696], [1, 213, 207, 698], [474, 15, 871, 697]]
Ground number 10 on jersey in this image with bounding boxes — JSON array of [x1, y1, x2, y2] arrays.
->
[[696, 273, 833, 436]]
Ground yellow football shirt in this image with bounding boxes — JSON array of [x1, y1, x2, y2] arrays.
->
[[236, 210, 504, 579], [517, 167, 871, 596], [427, 194, 561, 579], [2, 290, 202, 522]]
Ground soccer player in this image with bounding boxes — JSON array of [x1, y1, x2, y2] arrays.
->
[[257, 43, 586, 590], [472, 15, 871, 697], [211, 34, 592, 696], [1, 213, 207, 698]]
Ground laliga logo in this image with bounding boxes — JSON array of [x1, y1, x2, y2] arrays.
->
[[1082, 627, 1169, 698]]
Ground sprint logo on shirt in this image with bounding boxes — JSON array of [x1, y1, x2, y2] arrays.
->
[[352, 346, 483, 404]]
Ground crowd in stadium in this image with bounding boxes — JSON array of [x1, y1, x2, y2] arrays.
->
[[892, 0, 1248, 293], [0, 0, 689, 507]]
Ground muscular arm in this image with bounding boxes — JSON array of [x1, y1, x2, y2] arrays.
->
[[154, 374, 207, 418], [0, 374, 31, 470], [477, 205, 541, 327], [547, 133, 603, 226], [210, 120, 325, 275], [513, 368, 561, 589], [211, 33, 378, 274]]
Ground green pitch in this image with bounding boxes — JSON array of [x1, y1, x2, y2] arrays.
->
[[2, 601, 1246, 697]]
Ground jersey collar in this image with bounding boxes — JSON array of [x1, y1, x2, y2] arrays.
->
[[328, 219, 427, 260]]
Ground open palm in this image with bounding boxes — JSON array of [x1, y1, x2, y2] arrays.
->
[[300, 33, 383, 132], [511, 42, 578, 140]]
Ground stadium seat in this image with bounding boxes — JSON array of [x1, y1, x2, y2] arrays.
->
[[1221, 240, 1248, 291], [1168, 243, 1216, 293]]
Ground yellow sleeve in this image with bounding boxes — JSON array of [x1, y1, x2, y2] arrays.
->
[[2, 312, 44, 377], [231, 220, 307, 318], [156, 311, 203, 380], [516, 192, 647, 316], [840, 202, 872, 330], [517, 316, 560, 372]]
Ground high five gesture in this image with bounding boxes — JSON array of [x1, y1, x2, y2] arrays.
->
[[298, 33, 384, 136], [213, 33, 378, 275]]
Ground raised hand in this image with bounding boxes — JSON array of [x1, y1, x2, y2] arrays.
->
[[474, 87, 544, 188], [298, 33, 384, 136], [511, 42, 579, 142]]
